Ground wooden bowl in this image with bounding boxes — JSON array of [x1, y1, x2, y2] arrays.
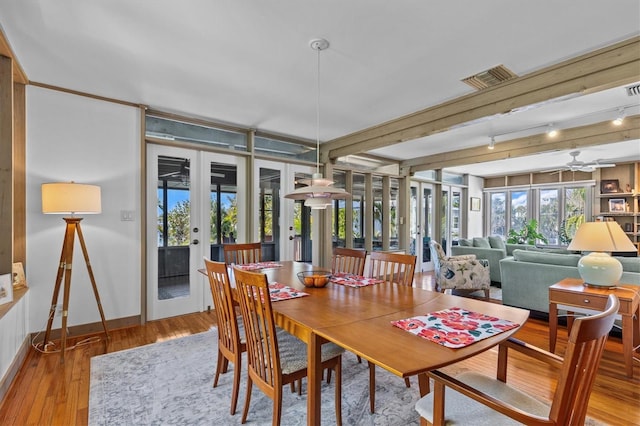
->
[[297, 271, 332, 288]]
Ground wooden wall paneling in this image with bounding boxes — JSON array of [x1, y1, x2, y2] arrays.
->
[[13, 83, 25, 265], [0, 56, 13, 275]]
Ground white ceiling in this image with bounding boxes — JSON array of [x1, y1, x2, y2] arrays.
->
[[1, 1, 639, 177]]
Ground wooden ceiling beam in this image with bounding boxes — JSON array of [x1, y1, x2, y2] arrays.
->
[[0, 26, 28, 84], [404, 115, 640, 173], [323, 36, 640, 161]]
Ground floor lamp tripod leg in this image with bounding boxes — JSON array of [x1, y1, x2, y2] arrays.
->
[[58, 220, 78, 363], [76, 222, 109, 340], [42, 221, 73, 350]]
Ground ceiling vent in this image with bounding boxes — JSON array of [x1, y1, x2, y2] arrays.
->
[[626, 83, 640, 96], [462, 64, 518, 90]]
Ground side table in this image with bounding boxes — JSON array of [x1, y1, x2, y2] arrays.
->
[[549, 277, 639, 378]]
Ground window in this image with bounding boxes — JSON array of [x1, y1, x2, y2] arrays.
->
[[372, 175, 383, 250], [146, 115, 247, 151], [389, 178, 400, 250], [352, 173, 365, 248], [487, 184, 590, 245], [332, 171, 347, 248]]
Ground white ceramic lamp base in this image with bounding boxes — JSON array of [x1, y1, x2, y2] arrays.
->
[[577, 252, 622, 287]]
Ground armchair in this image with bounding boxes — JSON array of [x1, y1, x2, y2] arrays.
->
[[429, 241, 490, 299]]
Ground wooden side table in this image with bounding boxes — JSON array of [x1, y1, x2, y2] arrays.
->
[[549, 277, 640, 378]]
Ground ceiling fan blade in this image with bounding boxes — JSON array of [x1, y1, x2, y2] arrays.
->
[[159, 171, 180, 178]]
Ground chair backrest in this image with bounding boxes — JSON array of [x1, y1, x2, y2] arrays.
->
[[233, 266, 282, 392], [223, 242, 262, 265], [331, 248, 367, 276], [429, 240, 446, 263], [368, 251, 416, 286], [204, 258, 242, 355], [549, 294, 619, 425]]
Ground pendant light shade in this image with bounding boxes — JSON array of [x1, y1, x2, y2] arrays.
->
[[284, 38, 351, 208]]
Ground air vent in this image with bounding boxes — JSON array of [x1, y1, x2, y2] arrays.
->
[[626, 83, 640, 96], [462, 64, 518, 90]]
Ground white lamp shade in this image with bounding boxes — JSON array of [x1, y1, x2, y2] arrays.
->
[[567, 221, 636, 287], [42, 182, 102, 214]]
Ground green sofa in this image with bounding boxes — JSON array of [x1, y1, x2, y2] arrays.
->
[[452, 236, 546, 284], [500, 249, 640, 313]]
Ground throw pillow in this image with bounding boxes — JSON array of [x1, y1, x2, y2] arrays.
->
[[512, 249, 580, 267], [458, 238, 473, 247], [488, 235, 506, 250], [473, 237, 491, 248]]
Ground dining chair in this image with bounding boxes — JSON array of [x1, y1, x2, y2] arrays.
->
[[203, 258, 246, 415], [233, 266, 345, 426], [368, 251, 416, 286], [223, 242, 262, 265], [429, 240, 491, 300], [331, 247, 367, 276], [366, 251, 417, 413], [415, 294, 619, 426]]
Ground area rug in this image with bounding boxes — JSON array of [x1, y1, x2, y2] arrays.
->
[[89, 328, 603, 426], [89, 329, 421, 425]]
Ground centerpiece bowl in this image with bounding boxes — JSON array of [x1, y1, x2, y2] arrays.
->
[[297, 271, 332, 288]]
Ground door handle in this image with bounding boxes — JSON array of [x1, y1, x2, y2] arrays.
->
[[289, 236, 294, 240], [192, 239, 199, 245]]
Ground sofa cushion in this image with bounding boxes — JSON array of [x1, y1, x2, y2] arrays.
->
[[458, 238, 473, 247], [488, 236, 506, 251], [617, 256, 640, 273], [473, 237, 491, 248], [512, 249, 580, 267]]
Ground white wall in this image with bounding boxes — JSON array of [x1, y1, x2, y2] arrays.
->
[[26, 87, 141, 332], [467, 175, 484, 237]]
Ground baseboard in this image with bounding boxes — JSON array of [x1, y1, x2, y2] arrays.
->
[[30, 315, 141, 343], [0, 335, 30, 402]]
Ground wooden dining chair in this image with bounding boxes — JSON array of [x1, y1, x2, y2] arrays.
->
[[223, 242, 262, 265], [331, 247, 367, 276], [233, 267, 345, 426], [415, 294, 620, 426], [368, 251, 416, 286], [203, 258, 246, 415], [366, 251, 417, 412]]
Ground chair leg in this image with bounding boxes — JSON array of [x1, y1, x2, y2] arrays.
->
[[274, 386, 283, 426], [484, 288, 490, 300], [335, 358, 342, 426], [404, 377, 411, 388], [368, 361, 376, 413], [213, 349, 224, 387], [356, 354, 362, 363], [241, 377, 253, 424], [230, 356, 241, 415], [326, 367, 332, 384]]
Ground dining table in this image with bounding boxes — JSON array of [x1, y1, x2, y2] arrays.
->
[[217, 260, 530, 426]]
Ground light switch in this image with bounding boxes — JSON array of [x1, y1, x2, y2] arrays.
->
[[120, 210, 135, 221]]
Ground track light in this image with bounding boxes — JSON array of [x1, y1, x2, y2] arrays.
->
[[612, 108, 625, 126], [546, 124, 558, 137], [488, 136, 495, 150]]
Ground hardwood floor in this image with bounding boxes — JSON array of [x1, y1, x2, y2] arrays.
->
[[0, 272, 638, 425]]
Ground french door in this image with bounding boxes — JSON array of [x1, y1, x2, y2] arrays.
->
[[254, 159, 318, 264], [441, 185, 462, 255], [146, 144, 245, 320], [410, 181, 434, 272]]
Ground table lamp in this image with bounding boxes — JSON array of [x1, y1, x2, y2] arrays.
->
[[567, 221, 637, 287], [40, 182, 109, 362]]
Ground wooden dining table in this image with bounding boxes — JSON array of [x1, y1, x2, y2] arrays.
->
[[221, 260, 530, 425]]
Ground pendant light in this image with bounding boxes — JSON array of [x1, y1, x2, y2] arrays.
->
[[284, 38, 351, 209]]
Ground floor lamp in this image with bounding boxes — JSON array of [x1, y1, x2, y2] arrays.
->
[[40, 182, 109, 362]]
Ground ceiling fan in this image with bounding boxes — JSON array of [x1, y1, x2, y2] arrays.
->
[[546, 151, 615, 174]]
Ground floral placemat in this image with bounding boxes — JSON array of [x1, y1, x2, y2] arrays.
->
[[330, 273, 385, 288], [236, 262, 283, 271], [268, 283, 309, 302], [391, 307, 519, 349]]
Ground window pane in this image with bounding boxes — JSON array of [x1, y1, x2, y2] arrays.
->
[[254, 135, 315, 161], [510, 191, 528, 231], [372, 176, 383, 251], [390, 178, 399, 250], [490, 192, 506, 237], [539, 189, 559, 245], [146, 116, 247, 151], [562, 187, 586, 244], [332, 171, 347, 248], [352, 173, 365, 248]]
